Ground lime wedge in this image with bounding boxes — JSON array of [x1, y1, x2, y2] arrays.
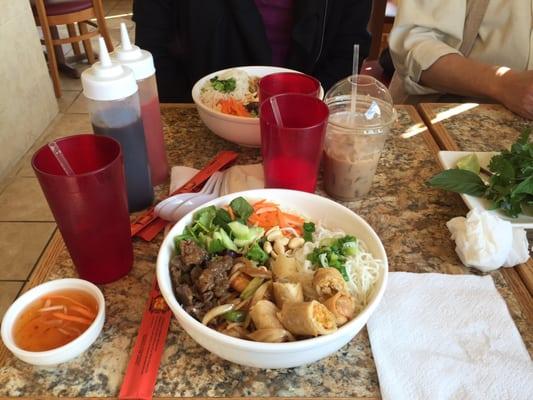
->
[[456, 153, 480, 174]]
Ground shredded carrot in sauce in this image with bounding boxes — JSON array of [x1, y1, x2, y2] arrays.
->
[[51, 312, 93, 325], [42, 295, 91, 311], [69, 305, 96, 319]]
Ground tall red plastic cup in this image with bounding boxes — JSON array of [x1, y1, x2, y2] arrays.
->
[[260, 93, 329, 192], [32, 134, 133, 284], [259, 72, 320, 104]]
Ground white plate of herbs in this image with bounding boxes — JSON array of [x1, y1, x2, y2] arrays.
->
[[429, 129, 533, 229]]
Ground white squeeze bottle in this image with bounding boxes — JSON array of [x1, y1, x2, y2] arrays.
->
[[81, 37, 153, 212], [111, 23, 169, 186]]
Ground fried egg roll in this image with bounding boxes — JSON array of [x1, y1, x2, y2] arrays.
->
[[272, 282, 304, 308], [313, 268, 347, 298], [271, 254, 299, 279], [247, 328, 294, 343], [278, 300, 337, 336], [323, 291, 356, 326], [249, 300, 283, 329]]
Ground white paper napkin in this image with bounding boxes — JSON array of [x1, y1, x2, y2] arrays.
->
[[367, 272, 533, 400], [447, 209, 530, 272], [170, 164, 264, 196]]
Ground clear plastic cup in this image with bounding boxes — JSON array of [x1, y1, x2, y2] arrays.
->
[[323, 75, 396, 200], [32, 134, 133, 284], [260, 93, 329, 192]]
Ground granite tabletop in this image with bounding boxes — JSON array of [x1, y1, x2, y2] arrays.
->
[[0, 104, 530, 398], [418, 103, 531, 152]]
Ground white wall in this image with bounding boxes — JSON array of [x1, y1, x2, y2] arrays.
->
[[0, 0, 58, 179]]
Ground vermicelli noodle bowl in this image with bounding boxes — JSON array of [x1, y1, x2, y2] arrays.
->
[[157, 189, 388, 368], [199, 68, 260, 118]]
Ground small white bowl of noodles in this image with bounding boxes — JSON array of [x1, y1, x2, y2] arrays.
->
[[156, 189, 388, 369], [191, 66, 324, 147]]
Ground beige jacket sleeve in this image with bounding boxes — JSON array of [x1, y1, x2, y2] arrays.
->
[[388, 0, 468, 95]]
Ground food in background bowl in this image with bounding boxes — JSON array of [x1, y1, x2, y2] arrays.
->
[[200, 68, 260, 117], [191, 66, 324, 147], [157, 189, 388, 368]]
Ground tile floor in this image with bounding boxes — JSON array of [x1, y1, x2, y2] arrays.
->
[[0, 0, 134, 318]]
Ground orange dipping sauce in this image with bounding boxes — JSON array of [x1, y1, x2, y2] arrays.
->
[[13, 289, 98, 352]]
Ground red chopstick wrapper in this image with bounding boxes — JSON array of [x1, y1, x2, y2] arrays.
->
[[119, 152, 239, 399], [119, 277, 171, 400], [130, 150, 238, 241]]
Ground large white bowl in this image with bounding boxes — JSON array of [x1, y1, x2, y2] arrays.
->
[[157, 189, 388, 369], [191, 66, 324, 147], [1, 278, 105, 366]]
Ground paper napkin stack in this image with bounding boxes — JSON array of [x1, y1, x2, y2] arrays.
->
[[367, 272, 533, 400]]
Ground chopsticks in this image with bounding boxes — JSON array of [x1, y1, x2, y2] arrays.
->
[[131, 151, 238, 241]]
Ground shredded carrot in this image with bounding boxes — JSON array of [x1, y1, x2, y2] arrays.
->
[[70, 305, 96, 319], [255, 206, 278, 214], [43, 295, 91, 312], [52, 312, 93, 325], [252, 201, 278, 210], [277, 209, 288, 228], [247, 201, 305, 233], [218, 98, 251, 117], [283, 213, 304, 225]]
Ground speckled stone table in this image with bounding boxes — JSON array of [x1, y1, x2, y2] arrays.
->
[[418, 103, 533, 298], [0, 104, 531, 399]]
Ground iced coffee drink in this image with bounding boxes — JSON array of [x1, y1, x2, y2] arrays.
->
[[323, 76, 396, 200]]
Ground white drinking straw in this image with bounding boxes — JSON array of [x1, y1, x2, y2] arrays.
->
[[270, 96, 284, 128], [351, 44, 360, 115], [48, 141, 75, 176]]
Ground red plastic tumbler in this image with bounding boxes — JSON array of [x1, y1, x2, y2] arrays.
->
[[32, 134, 133, 284], [260, 93, 329, 192], [259, 72, 320, 104]]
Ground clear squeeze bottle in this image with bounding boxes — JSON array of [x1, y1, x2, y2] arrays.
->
[[81, 37, 154, 212], [111, 23, 169, 186]]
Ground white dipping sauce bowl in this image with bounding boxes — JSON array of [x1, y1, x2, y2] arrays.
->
[[1, 278, 105, 366], [157, 189, 388, 369], [191, 66, 324, 147]]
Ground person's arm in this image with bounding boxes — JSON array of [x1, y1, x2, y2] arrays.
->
[[389, 0, 533, 119], [421, 54, 533, 119], [388, 0, 465, 96]]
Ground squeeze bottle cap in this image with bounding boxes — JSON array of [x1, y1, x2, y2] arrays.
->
[[81, 37, 138, 101], [111, 23, 156, 81]]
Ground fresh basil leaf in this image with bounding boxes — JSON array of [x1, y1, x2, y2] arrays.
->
[[512, 175, 533, 196], [230, 197, 253, 221], [193, 206, 217, 229], [488, 156, 515, 181], [213, 208, 232, 228], [427, 169, 487, 196]]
